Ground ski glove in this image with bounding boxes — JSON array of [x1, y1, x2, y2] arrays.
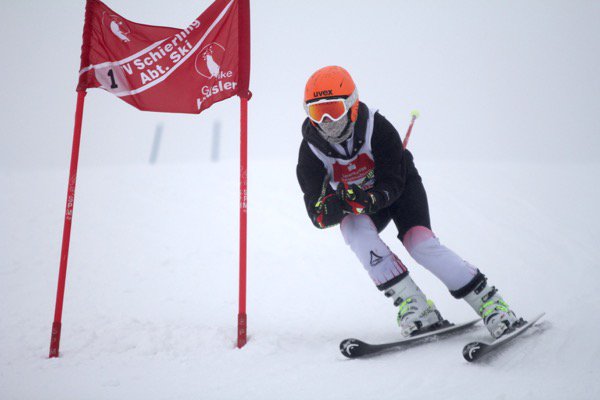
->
[[337, 183, 382, 215], [312, 193, 345, 229]]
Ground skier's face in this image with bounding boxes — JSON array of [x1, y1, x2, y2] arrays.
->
[[317, 113, 353, 144]]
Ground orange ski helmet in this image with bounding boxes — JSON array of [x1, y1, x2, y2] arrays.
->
[[304, 66, 359, 124]]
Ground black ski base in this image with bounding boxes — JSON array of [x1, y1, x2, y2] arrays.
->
[[462, 312, 545, 362], [340, 318, 480, 359]]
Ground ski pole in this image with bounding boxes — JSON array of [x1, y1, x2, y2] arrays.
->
[[402, 110, 420, 150]]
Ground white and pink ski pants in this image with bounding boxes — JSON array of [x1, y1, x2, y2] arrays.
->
[[340, 214, 478, 290]]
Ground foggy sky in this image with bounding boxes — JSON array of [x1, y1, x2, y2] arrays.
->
[[1, 0, 599, 170]]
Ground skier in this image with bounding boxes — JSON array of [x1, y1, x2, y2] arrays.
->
[[296, 66, 520, 339]]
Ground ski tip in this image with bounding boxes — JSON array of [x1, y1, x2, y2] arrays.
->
[[463, 341, 488, 362], [340, 338, 367, 359]]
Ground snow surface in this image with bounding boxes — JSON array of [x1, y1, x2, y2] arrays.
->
[[2, 159, 600, 399]]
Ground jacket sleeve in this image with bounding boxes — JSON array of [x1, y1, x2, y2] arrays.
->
[[370, 112, 407, 208], [296, 140, 333, 227]]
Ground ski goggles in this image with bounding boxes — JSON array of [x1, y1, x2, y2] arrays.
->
[[304, 89, 358, 124]]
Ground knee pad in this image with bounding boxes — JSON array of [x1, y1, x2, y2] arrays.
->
[[340, 214, 378, 247], [403, 226, 435, 254]]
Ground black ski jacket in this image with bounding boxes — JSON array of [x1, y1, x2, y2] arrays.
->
[[296, 102, 417, 226]]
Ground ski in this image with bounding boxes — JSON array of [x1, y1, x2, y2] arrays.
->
[[340, 318, 481, 359], [462, 312, 545, 362]]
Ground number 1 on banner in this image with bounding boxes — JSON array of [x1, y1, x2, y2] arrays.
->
[[107, 69, 118, 89]]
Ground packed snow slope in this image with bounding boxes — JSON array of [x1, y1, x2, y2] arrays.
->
[[1, 158, 599, 400]]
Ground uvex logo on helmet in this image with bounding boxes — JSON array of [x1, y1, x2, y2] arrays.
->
[[313, 89, 333, 98]]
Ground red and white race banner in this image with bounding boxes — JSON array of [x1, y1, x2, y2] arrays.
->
[[77, 0, 250, 113], [50, 0, 252, 358]]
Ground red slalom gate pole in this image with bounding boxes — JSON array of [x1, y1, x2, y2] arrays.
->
[[49, 90, 87, 358], [237, 95, 249, 348]]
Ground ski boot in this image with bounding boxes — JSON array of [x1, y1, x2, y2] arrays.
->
[[463, 276, 523, 338], [383, 273, 447, 337]]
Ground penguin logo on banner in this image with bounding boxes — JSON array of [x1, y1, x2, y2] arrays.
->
[[102, 12, 131, 43], [195, 42, 226, 79]]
